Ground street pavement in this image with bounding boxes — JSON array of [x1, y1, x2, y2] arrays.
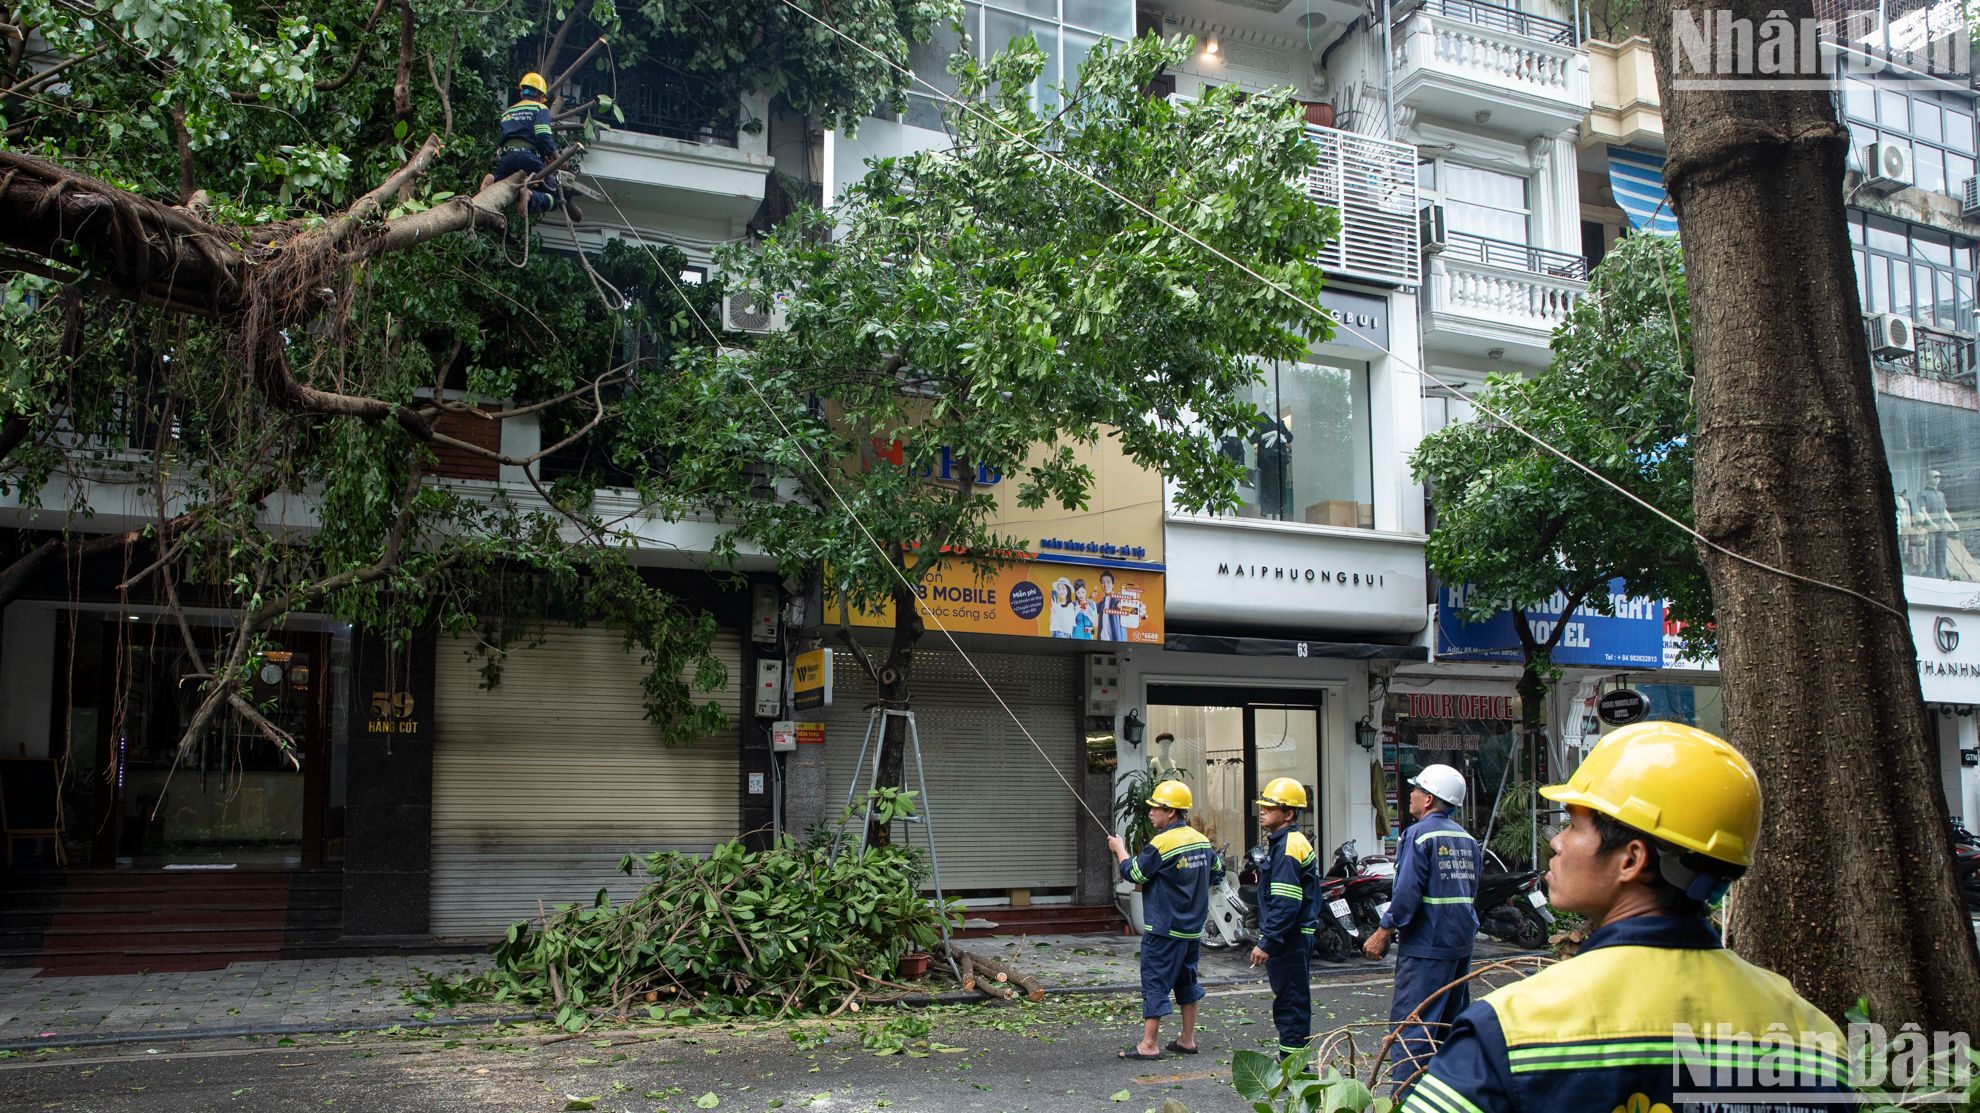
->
[[0, 975, 1417, 1112], [0, 933, 1549, 1111]]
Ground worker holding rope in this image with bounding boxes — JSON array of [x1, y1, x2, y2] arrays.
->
[[1109, 780, 1219, 1061]]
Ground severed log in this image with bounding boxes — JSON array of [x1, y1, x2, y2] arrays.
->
[[964, 951, 1045, 1003]]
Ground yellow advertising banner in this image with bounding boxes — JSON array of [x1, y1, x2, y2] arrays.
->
[[833, 559, 1164, 644]]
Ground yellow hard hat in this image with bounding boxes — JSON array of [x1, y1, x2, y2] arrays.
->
[[1254, 776, 1307, 809], [1148, 779, 1193, 811], [518, 72, 548, 96], [1540, 721, 1761, 867]]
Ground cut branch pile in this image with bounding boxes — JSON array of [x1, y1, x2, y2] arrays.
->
[[417, 839, 958, 1029], [941, 942, 1045, 1002]]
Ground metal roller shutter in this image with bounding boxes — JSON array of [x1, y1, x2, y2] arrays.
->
[[431, 625, 741, 937], [821, 649, 1077, 892]]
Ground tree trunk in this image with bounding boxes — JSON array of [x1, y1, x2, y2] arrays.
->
[[868, 581, 924, 847], [1647, 0, 1980, 1030]]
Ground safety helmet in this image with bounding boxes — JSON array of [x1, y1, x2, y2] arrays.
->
[[1409, 763, 1466, 808], [1539, 721, 1761, 868], [1148, 779, 1193, 812], [518, 72, 548, 96], [1254, 776, 1308, 810]]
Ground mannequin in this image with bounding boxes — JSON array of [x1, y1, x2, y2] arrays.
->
[[1918, 469, 1959, 579]]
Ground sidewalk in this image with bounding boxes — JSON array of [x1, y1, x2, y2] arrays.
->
[[0, 932, 1431, 1049]]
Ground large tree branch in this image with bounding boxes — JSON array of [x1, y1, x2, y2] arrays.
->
[[391, 0, 413, 123]]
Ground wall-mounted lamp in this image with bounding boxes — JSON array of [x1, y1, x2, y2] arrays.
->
[[1123, 708, 1146, 747], [1203, 38, 1220, 56], [1354, 716, 1379, 752]]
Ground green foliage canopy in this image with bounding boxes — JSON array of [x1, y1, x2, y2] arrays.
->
[[1410, 232, 1713, 669]]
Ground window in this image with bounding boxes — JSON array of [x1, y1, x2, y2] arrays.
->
[[1208, 357, 1375, 528], [1439, 163, 1530, 244], [901, 1, 1134, 127], [1850, 212, 1980, 334], [1880, 392, 1980, 583], [1840, 77, 1980, 200]]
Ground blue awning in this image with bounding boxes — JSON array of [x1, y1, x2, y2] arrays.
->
[[1608, 147, 1678, 236]]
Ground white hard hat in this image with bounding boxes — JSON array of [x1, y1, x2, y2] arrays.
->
[[1410, 764, 1466, 808]]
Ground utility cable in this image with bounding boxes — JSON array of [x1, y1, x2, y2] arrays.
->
[[770, 0, 1908, 626], [580, 179, 1114, 837]]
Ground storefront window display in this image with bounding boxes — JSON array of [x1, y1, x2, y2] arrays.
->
[[1383, 690, 1521, 855], [1215, 358, 1375, 528], [1880, 392, 1980, 583], [1143, 690, 1324, 862]]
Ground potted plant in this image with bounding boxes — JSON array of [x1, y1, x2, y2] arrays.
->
[[1111, 762, 1189, 934]]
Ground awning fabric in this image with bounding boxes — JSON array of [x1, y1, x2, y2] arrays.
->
[[1608, 147, 1678, 236]]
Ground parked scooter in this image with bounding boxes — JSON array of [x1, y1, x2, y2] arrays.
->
[[1475, 850, 1553, 949], [1325, 838, 1394, 945], [1952, 820, 1980, 913]]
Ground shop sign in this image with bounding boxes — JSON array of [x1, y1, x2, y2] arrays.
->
[[1912, 606, 1980, 703], [1596, 688, 1649, 726], [793, 648, 833, 711], [797, 722, 824, 746], [1165, 519, 1427, 634], [1406, 693, 1516, 720], [1318, 286, 1389, 352], [1437, 581, 1664, 668], [830, 560, 1164, 644]]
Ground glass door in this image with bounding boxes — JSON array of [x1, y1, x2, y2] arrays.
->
[[94, 624, 327, 868], [1144, 687, 1324, 863]]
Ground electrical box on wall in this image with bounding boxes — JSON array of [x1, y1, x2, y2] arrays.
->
[[771, 720, 798, 752], [1083, 654, 1121, 718], [750, 584, 780, 644], [754, 660, 783, 717]]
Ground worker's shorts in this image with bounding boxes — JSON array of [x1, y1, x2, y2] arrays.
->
[[1138, 933, 1204, 1019]]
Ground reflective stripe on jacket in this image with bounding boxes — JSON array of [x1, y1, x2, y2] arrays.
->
[[1122, 821, 1220, 939], [1403, 915, 1850, 1113], [499, 99, 557, 158], [1258, 826, 1320, 955], [1383, 811, 1480, 958]]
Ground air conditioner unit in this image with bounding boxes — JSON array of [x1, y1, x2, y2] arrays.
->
[[1419, 203, 1447, 253], [722, 289, 787, 334], [1863, 142, 1913, 193], [1866, 312, 1916, 357], [1962, 175, 1980, 217]]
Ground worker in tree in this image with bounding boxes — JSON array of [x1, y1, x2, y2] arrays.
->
[[486, 72, 579, 221]]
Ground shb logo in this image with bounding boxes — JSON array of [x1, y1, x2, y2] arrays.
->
[[1936, 616, 1961, 654]]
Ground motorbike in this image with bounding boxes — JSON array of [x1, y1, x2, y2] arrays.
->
[[1474, 850, 1554, 950], [1325, 838, 1394, 945], [1953, 820, 1980, 913]]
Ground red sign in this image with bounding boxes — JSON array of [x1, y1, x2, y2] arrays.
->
[[796, 722, 825, 746], [1407, 693, 1516, 721]]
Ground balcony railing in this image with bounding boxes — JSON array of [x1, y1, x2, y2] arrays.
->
[[1305, 126, 1422, 287], [1873, 322, 1979, 385], [562, 62, 739, 146], [1443, 230, 1591, 279], [1412, 0, 1578, 45]]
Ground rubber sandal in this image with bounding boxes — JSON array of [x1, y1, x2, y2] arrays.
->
[[1164, 1040, 1200, 1055], [1118, 1047, 1165, 1060]]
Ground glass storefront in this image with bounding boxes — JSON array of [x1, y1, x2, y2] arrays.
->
[[1217, 358, 1375, 528], [1143, 687, 1325, 863], [1879, 392, 1980, 583], [1384, 689, 1522, 855]]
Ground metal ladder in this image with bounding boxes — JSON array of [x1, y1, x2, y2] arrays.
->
[[833, 706, 963, 985]]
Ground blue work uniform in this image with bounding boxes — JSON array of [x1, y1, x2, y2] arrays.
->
[[1122, 820, 1220, 1019], [1383, 810, 1481, 1090], [1257, 825, 1321, 1058], [1402, 915, 1851, 1113], [493, 97, 558, 214]]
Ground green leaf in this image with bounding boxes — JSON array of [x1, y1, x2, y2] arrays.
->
[[1110, 1090, 1131, 1102], [695, 1094, 721, 1109], [1231, 1050, 1281, 1101], [563, 1099, 598, 1111]]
